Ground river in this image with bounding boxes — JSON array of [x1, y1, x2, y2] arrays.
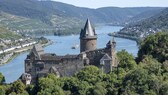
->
[[0, 25, 138, 83]]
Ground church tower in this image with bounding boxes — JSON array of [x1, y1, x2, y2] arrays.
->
[[80, 19, 97, 52]]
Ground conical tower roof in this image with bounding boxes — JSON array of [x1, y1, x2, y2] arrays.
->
[[107, 37, 116, 45], [80, 19, 97, 39]]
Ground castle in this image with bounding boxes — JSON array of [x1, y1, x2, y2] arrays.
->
[[22, 19, 118, 84]]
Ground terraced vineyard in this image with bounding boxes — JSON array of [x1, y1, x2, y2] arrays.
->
[[0, 26, 21, 39], [0, 11, 53, 32]]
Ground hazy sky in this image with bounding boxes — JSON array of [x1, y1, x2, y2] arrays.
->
[[52, 0, 168, 8]]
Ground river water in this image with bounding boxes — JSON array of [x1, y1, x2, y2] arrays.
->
[[0, 25, 138, 83]]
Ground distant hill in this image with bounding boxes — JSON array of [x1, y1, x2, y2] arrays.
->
[[127, 8, 164, 24], [0, 0, 165, 35], [40, 1, 164, 24], [0, 0, 83, 35], [118, 8, 168, 38], [95, 7, 164, 24], [0, 0, 63, 24]]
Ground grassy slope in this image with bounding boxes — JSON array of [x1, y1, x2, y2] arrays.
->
[[0, 11, 52, 30], [0, 0, 165, 36], [0, 26, 21, 39]]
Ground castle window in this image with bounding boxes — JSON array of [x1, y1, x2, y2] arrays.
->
[[29, 68, 31, 71], [27, 62, 31, 66], [36, 67, 40, 71]]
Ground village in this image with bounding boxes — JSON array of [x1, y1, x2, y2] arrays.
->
[[0, 37, 51, 65]]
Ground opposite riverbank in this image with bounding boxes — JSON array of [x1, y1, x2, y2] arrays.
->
[[0, 39, 53, 66], [108, 32, 141, 44]]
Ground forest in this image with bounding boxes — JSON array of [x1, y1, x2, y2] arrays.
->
[[0, 32, 168, 95]]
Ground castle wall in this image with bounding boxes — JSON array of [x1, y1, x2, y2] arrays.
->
[[25, 43, 116, 84], [26, 57, 84, 83], [84, 48, 111, 66]]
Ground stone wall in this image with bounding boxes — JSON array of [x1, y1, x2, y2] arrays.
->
[[25, 42, 115, 83], [84, 47, 111, 66], [26, 56, 84, 83]]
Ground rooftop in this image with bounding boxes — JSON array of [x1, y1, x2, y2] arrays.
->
[[80, 19, 97, 39]]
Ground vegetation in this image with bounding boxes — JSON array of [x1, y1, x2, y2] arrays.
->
[[0, 32, 168, 95], [138, 32, 168, 62], [0, 0, 163, 24], [0, 73, 5, 85], [0, 0, 84, 36], [0, 26, 21, 39], [0, 0, 165, 36]]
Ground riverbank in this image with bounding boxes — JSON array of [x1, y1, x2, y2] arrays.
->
[[0, 39, 53, 66], [108, 32, 140, 44]]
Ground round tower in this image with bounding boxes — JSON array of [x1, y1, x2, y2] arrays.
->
[[80, 19, 97, 52]]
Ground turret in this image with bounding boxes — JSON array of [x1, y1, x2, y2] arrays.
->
[[112, 37, 116, 48], [80, 19, 97, 52], [106, 37, 116, 49], [106, 37, 118, 70]]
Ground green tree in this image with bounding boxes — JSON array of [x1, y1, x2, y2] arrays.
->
[[140, 55, 162, 75], [101, 73, 119, 95], [138, 32, 168, 62], [9, 80, 26, 94], [26, 84, 36, 95], [162, 60, 168, 72], [160, 81, 168, 95], [0, 86, 6, 95], [38, 85, 65, 95], [63, 77, 90, 95], [147, 75, 163, 95], [122, 67, 150, 94], [87, 83, 107, 95], [37, 76, 65, 95], [115, 50, 137, 81], [75, 66, 101, 84], [117, 49, 137, 72], [162, 60, 168, 80], [0, 73, 5, 84]]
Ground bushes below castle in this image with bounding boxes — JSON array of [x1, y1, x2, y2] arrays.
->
[[0, 53, 167, 94], [1, 58, 168, 94]]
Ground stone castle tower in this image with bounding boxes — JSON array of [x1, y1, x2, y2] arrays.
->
[[80, 19, 97, 52]]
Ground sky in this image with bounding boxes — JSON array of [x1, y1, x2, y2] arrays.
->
[[52, 0, 168, 8]]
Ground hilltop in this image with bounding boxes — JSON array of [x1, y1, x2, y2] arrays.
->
[[0, 0, 165, 35], [118, 8, 168, 39], [0, 0, 83, 35]]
